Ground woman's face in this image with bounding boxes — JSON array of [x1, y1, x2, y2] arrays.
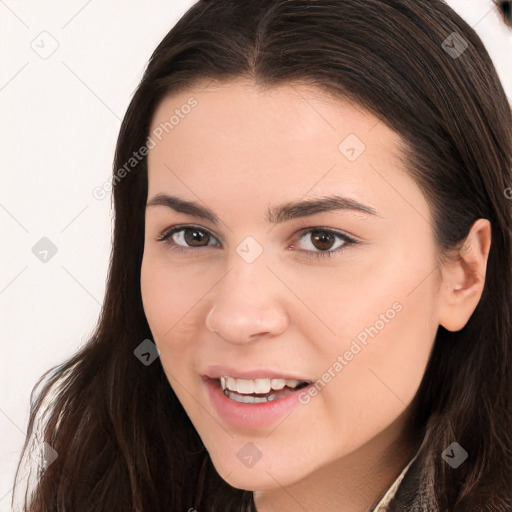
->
[[140, 79, 442, 491]]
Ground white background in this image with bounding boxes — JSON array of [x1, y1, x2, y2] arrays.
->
[[1, 1, 511, 509]]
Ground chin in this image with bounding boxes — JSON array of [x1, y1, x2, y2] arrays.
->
[[219, 471, 288, 492], [210, 454, 305, 492]]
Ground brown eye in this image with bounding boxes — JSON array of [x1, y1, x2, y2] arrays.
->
[[182, 227, 210, 247], [310, 230, 337, 251], [157, 225, 357, 259], [157, 226, 221, 249], [295, 228, 358, 259]]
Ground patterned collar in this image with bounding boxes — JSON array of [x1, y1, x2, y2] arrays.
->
[[370, 450, 420, 511]]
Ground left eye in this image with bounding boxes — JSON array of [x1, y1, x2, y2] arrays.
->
[[294, 228, 357, 257], [156, 225, 358, 259]]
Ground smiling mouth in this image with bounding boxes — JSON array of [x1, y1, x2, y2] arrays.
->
[[216, 377, 311, 404]]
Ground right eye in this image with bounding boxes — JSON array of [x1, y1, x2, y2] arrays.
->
[[156, 225, 221, 253]]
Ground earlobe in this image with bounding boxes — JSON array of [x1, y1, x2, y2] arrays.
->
[[438, 219, 492, 332]]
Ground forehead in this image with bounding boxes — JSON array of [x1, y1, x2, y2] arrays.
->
[[149, 78, 400, 157], [146, 79, 428, 225]]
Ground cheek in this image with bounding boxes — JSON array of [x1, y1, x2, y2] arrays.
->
[[140, 256, 169, 332], [140, 254, 192, 342], [320, 279, 437, 441], [369, 285, 437, 395], [140, 253, 209, 372], [312, 250, 438, 434]]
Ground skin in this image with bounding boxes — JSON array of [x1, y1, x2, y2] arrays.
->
[[140, 79, 491, 511]]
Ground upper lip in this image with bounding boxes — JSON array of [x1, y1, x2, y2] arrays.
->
[[203, 364, 313, 382]]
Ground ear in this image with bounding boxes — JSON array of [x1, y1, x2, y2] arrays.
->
[[438, 219, 492, 332]]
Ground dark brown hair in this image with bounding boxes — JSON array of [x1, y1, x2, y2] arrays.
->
[[13, 0, 512, 510]]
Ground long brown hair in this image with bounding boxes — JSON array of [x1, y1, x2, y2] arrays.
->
[[13, 1, 512, 510]]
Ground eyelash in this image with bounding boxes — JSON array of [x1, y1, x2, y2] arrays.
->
[[156, 224, 359, 260]]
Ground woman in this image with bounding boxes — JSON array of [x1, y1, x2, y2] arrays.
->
[[13, 0, 512, 510]]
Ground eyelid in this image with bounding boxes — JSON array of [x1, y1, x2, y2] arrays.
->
[[294, 225, 359, 242], [156, 224, 358, 245], [157, 221, 360, 241], [157, 223, 221, 243], [156, 223, 361, 259]]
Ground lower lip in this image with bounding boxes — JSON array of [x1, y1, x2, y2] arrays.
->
[[204, 378, 313, 430]]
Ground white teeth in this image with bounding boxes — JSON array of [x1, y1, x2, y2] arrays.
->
[[270, 378, 286, 390], [236, 379, 254, 394], [225, 391, 279, 404], [226, 376, 236, 391], [219, 376, 308, 394], [254, 378, 271, 393]]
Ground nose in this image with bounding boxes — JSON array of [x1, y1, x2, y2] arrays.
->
[[205, 257, 289, 345]]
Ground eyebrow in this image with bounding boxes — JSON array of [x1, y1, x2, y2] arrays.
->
[[146, 193, 380, 224]]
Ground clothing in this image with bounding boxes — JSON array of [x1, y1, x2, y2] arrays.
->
[[369, 450, 421, 511]]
